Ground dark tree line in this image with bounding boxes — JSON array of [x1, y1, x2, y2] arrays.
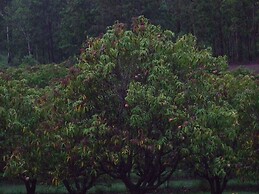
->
[[0, 0, 258, 65]]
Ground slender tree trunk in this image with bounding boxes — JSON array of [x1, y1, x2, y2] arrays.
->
[[27, 38, 31, 55], [26, 34, 31, 56], [237, 32, 243, 62], [21, 28, 31, 56], [48, 20, 55, 63], [251, 3, 257, 60], [35, 45, 39, 61], [234, 31, 238, 61], [247, 35, 252, 61], [6, 25, 11, 64], [218, 22, 224, 56]]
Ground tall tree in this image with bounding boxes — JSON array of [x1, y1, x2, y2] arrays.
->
[[7, 0, 33, 57], [59, 0, 96, 58], [0, 0, 12, 64], [28, 0, 64, 63]]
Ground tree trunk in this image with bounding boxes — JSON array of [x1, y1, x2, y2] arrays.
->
[[6, 25, 11, 64], [237, 32, 243, 62], [47, 20, 55, 63], [207, 177, 228, 194], [128, 187, 148, 194], [27, 38, 31, 56], [208, 178, 216, 194], [63, 179, 89, 194], [122, 177, 149, 194], [23, 178, 37, 194]]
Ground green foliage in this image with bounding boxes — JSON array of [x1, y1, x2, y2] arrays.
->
[[0, 15, 258, 194], [0, 76, 43, 179], [21, 55, 38, 66], [4, 64, 68, 88], [1, 0, 258, 65], [57, 16, 229, 194], [0, 63, 69, 194], [181, 72, 259, 193]]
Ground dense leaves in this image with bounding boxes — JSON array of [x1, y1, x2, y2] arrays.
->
[[182, 72, 259, 194], [0, 77, 43, 194], [0, 16, 258, 194], [0, 64, 68, 194], [46, 16, 257, 194], [0, 0, 258, 65]]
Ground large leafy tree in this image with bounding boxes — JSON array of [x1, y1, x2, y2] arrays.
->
[[56, 16, 227, 194]]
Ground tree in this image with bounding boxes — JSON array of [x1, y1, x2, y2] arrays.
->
[[182, 72, 259, 194], [7, 0, 33, 56], [41, 88, 101, 194], [0, 64, 68, 194], [0, 0, 12, 65], [22, 0, 65, 63], [59, 0, 97, 58], [25, 64, 101, 194], [0, 77, 42, 194], [1, 0, 66, 64], [60, 16, 228, 194]]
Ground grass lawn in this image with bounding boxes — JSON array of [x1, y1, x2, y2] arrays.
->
[[0, 183, 66, 194], [0, 179, 258, 194]]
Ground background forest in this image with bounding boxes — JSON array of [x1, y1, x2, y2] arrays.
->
[[0, 0, 258, 66]]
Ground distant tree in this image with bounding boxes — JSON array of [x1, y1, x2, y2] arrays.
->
[[6, 0, 33, 57], [2, 0, 66, 64], [0, 0, 12, 64], [25, 0, 65, 63], [59, 0, 97, 58], [1, 0, 258, 64]]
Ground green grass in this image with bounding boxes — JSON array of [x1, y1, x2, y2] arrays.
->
[[162, 179, 258, 194], [88, 182, 126, 193], [0, 183, 66, 194], [0, 179, 258, 194]]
